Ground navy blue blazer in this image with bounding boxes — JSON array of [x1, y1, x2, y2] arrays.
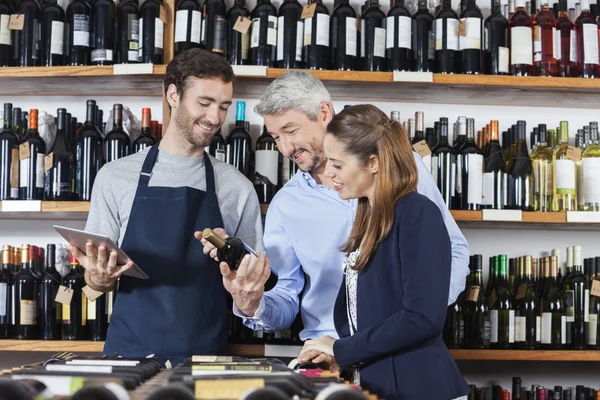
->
[[332, 192, 470, 400]]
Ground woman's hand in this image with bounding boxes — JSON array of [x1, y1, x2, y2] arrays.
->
[[297, 336, 340, 373]]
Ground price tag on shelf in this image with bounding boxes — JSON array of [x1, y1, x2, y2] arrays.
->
[[231, 65, 267, 77], [566, 211, 600, 223], [467, 285, 480, 302], [55, 285, 74, 305], [233, 16, 252, 35], [412, 140, 432, 158], [566, 145, 582, 162], [592, 280, 600, 297], [159, 5, 168, 24], [301, 3, 316, 19], [482, 209, 522, 221], [19, 142, 30, 160], [515, 283, 528, 300], [488, 289, 497, 308], [82, 285, 103, 302], [44, 153, 53, 172], [113, 63, 153, 75], [0, 200, 41, 212], [392, 71, 434, 83], [9, 14, 24, 31]]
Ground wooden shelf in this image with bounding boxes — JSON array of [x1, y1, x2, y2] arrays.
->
[[450, 350, 600, 361], [0, 201, 90, 220]]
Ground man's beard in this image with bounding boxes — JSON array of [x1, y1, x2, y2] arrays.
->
[[175, 105, 216, 149]]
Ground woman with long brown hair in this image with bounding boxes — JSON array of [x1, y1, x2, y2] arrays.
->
[[298, 104, 470, 400]]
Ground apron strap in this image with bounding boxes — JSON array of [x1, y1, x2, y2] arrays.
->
[[137, 144, 160, 189], [203, 152, 218, 206]]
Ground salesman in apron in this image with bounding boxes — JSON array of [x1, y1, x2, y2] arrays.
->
[[69, 48, 266, 366]]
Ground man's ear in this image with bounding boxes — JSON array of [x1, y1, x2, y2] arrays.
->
[[166, 84, 180, 110], [320, 102, 334, 125]]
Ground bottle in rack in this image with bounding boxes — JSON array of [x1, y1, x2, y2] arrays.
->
[[386, 0, 411, 72], [589, 259, 600, 349], [12, 0, 41, 67], [565, 246, 588, 349], [484, 0, 509, 75], [254, 125, 280, 204], [41, 0, 65, 67], [116, 0, 140, 64], [533, 0, 557, 76], [509, 0, 534, 75], [581, 122, 600, 211], [208, 129, 226, 162], [46, 108, 75, 201], [19, 109, 45, 201], [87, 289, 108, 341], [411, 0, 434, 72], [174, 0, 202, 57], [138, 0, 164, 64], [303, 0, 330, 70], [0, 0, 11, 67], [0, 246, 11, 339], [330, 0, 356, 71], [14, 245, 37, 340], [250, 0, 278, 67], [66, 0, 91, 66], [38, 244, 61, 340], [506, 120, 534, 211], [553, 120, 577, 211], [132, 108, 156, 154], [444, 298, 464, 349], [62, 255, 87, 340], [75, 100, 104, 202], [435, 0, 460, 74], [90, 0, 115, 65], [431, 117, 456, 209], [202, 0, 227, 55], [226, 101, 252, 178], [104, 104, 130, 164], [574, 0, 599, 78], [482, 120, 505, 209], [514, 255, 541, 349], [0, 103, 20, 201], [458, 118, 483, 210], [459, 0, 483, 74], [226, 0, 250, 65], [541, 255, 565, 349], [555, 0, 576, 77], [530, 124, 554, 212], [463, 255, 491, 349], [361, 0, 386, 72], [490, 254, 515, 349]]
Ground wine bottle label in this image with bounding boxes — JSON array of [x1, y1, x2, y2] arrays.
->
[[175, 10, 189, 43], [483, 317, 491, 345], [295, 21, 303, 61], [87, 297, 96, 321], [35, 153, 44, 189], [346, 17, 357, 56], [360, 19, 365, 57], [56, 302, 62, 321], [19, 158, 28, 188], [10, 148, 19, 197], [450, 161, 457, 200], [276, 16, 284, 61], [138, 17, 143, 55], [215, 149, 226, 163], [482, 172, 494, 206], [585, 289, 590, 323], [0, 282, 6, 317], [435, 18, 459, 51], [73, 14, 90, 47], [107, 290, 113, 324], [431, 155, 439, 185], [91, 49, 114, 62], [533, 160, 553, 195], [514, 315, 526, 342], [510, 26, 533, 65], [33, 20, 40, 59], [372, 26, 385, 58], [0, 15, 11, 46], [304, 18, 312, 46], [570, 30, 577, 62], [255, 149, 279, 186], [155, 18, 164, 50], [536, 315, 541, 342], [508, 310, 515, 343], [565, 289, 575, 322], [20, 299, 36, 325], [533, 26, 542, 62], [554, 28, 561, 61], [190, 11, 201, 44], [128, 14, 139, 42], [578, 160, 585, 209], [51, 20, 64, 55], [497, 46, 509, 73], [555, 159, 576, 194], [316, 14, 329, 47], [467, 154, 483, 205], [82, 292, 88, 325], [459, 17, 481, 50], [561, 315, 567, 344], [541, 312, 552, 344], [387, 16, 411, 50], [589, 314, 598, 345], [250, 18, 260, 48], [428, 31, 435, 59], [267, 15, 277, 47], [583, 23, 599, 65], [201, 14, 206, 43], [456, 157, 462, 194], [490, 309, 499, 343], [583, 158, 600, 203]]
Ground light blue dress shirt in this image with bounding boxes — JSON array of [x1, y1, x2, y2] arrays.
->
[[237, 152, 470, 340]]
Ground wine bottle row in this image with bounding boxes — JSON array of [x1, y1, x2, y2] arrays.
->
[[469, 377, 600, 400], [401, 111, 600, 212], [0, 101, 160, 202], [444, 246, 600, 350]]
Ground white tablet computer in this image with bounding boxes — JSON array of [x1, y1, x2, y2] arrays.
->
[[53, 225, 149, 280]]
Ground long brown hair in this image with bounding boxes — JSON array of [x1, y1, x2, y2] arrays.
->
[[327, 105, 418, 271]]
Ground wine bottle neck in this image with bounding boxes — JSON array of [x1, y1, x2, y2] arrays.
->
[[86, 104, 97, 126]]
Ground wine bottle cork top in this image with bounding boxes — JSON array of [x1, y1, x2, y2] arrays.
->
[[202, 228, 226, 248]]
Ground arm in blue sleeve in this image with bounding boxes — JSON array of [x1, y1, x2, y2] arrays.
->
[[239, 202, 305, 332], [413, 152, 470, 305], [333, 199, 452, 370]]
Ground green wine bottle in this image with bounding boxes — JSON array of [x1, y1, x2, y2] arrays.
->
[[490, 254, 515, 349], [464, 255, 491, 349]]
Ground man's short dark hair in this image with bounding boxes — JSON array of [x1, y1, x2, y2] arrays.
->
[[163, 48, 234, 104]]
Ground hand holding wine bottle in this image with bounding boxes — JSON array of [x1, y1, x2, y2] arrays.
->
[[69, 242, 134, 291], [197, 227, 271, 317]]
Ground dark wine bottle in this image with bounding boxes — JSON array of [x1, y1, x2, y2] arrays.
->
[[386, 0, 411, 71], [131, 107, 155, 154], [303, 0, 330, 70], [484, 0, 509, 75], [46, 108, 75, 201], [116, 0, 140, 64], [90, 0, 116, 65], [250, 0, 277, 66], [66, 0, 91, 66], [87, 290, 108, 341], [435, 0, 459, 73], [138, 0, 164, 63], [254, 125, 280, 204], [208, 128, 226, 162], [0, 245, 11, 339], [361, 0, 386, 71], [514, 255, 541, 350], [62, 254, 87, 340], [443, 299, 464, 349], [0, 102, 20, 200], [202, 228, 257, 272], [565, 246, 588, 349], [226, 0, 250, 65], [506, 120, 534, 211], [104, 104, 130, 164], [38, 244, 61, 340], [174, 0, 201, 56], [431, 117, 456, 209], [458, 118, 483, 210], [226, 101, 252, 178], [201, 0, 227, 55], [40, 0, 65, 66], [12, 0, 41, 67], [509, 0, 533, 75], [490, 254, 515, 349], [555, 0, 577, 77], [19, 109, 46, 201], [14, 245, 38, 340], [459, 0, 483, 74], [464, 255, 491, 349], [75, 100, 104, 201], [482, 120, 505, 209], [277, 0, 303, 69], [575, 0, 599, 78], [411, 0, 434, 72], [541, 255, 564, 349], [0, 0, 11, 66]]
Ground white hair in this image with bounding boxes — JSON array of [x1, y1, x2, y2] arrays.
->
[[254, 71, 334, 121]]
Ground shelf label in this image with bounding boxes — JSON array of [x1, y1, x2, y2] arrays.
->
[[46, 364, 112, 374], [566, 211, 600, 223], [1, 200, 42, 212], [113, 63, 153, 75], [67, 359, 139, 367], [231, 65, 267, 77], [82, 285, 103, 302], [482, 209, 522, 222], [233, 16, 252, 35], [55, 285, 74, 305], [8, 15, 24, 31], [301, 3, 316, 19], [392, 71, 434, 83]]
